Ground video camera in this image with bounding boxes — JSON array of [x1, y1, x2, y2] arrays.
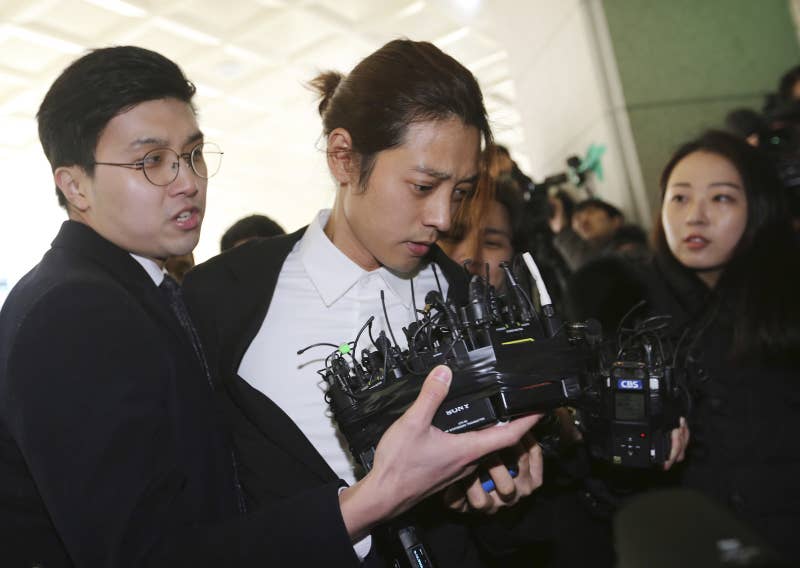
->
[[310, 253, 686, 474]]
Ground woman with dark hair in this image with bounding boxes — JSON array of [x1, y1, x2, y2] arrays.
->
[[651, 130, 800, 561], [565, 130, 799, 564]]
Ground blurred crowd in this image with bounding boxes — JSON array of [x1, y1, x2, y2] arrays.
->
[[433, 64, 800, 567]]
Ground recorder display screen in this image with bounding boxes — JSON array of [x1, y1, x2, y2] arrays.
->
[[615, 392, 645, 421]]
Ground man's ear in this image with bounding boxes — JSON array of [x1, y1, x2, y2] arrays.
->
[[54, 166, 91, 212], [326, 128, 357, 186]]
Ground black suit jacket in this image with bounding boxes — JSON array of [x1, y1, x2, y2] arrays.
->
[[183, 228, 493, 568], [0, 221, 361, 568]]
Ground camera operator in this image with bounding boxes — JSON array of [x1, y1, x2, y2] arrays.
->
[[183, 40, 544, 567], [551, 197, 628, 270]]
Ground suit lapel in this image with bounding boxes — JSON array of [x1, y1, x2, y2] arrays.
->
[[225, 230, 305, 380], [221, 229, 338, 483], [52, 221, 199, 367]]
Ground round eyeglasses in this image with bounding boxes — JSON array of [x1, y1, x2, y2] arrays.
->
[[93, 142, 223, 187]]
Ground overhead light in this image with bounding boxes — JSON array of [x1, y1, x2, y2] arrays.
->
[[0, 24, 83, 54], [153, 17, 220, 46], [452, 0, 482, 17], [226, 96, 265, 113], [434, 26, 470, 48], [395, 1, 425, 19], [82, 0, 147, 18], [470, 50, 508, 71], [0, 68, 28, 87], [223, 45, 266, 64]]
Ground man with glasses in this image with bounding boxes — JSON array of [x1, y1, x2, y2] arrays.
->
[[0, 46, 538, 568], [0, 45, 234, 567]]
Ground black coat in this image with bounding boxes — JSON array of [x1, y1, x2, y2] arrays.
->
[[649, 256, 800, 563], [569, 252, 800, 563], [0, 221, 359, 568]]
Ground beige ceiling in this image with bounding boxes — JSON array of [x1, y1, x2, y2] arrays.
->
[[0, 0, 525, 281]]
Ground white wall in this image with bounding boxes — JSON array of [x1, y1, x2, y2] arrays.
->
[[483, 0, 648, 223]]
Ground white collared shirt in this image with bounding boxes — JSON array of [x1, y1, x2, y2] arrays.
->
[[238, 210, 448, 560], [130, 253, 164, 286], [239, 209, 448, 483]]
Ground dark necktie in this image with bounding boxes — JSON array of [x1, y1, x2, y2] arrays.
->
[[159, 274, 247, 513], [159, 274, 214, 389]]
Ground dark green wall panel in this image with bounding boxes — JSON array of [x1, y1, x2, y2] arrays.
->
[[627, 95, 763, 217], [602, 0, 799, 213]]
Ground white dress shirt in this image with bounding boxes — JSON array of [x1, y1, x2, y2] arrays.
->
[[130, 254, 164, 286], [238, 210, 448, 560]]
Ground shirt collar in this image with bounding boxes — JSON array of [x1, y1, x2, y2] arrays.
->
[[300, 210, 418, 308], [130, 253, 165, 286]]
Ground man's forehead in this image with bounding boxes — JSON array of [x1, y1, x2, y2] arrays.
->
[[99, 99, 201, 149]]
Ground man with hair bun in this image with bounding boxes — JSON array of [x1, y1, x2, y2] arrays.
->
[[185, 39, 544, 567]]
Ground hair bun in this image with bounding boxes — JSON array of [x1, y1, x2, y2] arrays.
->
[[308, 71, 344, 116]]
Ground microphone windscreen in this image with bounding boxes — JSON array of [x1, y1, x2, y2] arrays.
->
[[468, 274, 486, 299], [425, 290, 443, 306]]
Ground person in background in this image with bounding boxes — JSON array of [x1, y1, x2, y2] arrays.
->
[[440, 172, 689, 568], [653, 130, 800, 563], [547, 189, 575, 235], [724, 108, 765, 147], [552, 197, 625, 271], [489, 144, 535, 194], [220, 213, 285, 252], [777, 64, 800, 103], [165, 251, 195, 283], [571, 197, 624, 242], [439, 175, 525, 291]]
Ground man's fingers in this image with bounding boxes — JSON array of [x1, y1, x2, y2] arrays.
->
[[459, 413, 542, 462], [677, 417, 689, 462], [464, 476, 493, 512], [442, 484, 469, 513], [484, 458, 517, 499], [664, 429, 679, 470], [522, 440, 544, 489], [664, 418, 690, 470]]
